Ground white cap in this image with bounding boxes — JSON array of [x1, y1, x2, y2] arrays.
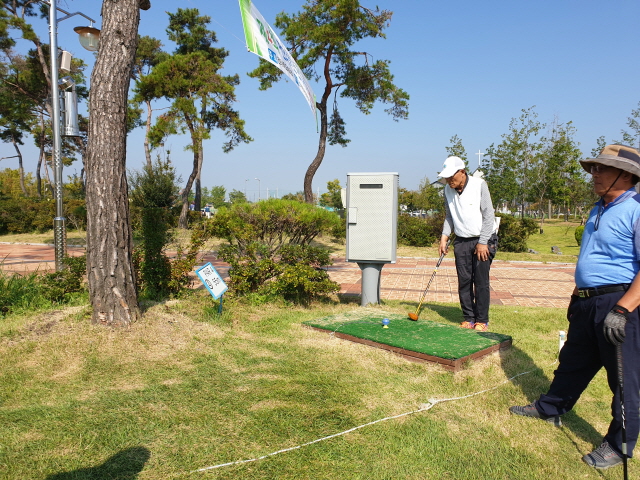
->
[[438, 156, 466, 178]]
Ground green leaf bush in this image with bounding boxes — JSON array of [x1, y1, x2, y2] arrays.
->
[[206, 199, 341, 301], [0, 198, 87, 234], [575, 225, 585, 246], [129, 159, 180, 300], [397, 212, 444, 247], [495, 214, 538, 252], [40, 255, 87, 303]]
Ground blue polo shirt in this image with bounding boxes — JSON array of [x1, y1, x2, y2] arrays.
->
[[575, 189, 640, 288]]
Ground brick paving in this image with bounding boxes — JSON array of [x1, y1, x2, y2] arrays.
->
[[327, 256, 575, 308], [0, 243, 575, 308]]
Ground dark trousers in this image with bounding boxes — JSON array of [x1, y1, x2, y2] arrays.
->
[[453, 234, 497, 324], [536, 291, 640, 457]]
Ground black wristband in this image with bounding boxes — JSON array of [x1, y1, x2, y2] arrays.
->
[[612, 304, 630, 316]]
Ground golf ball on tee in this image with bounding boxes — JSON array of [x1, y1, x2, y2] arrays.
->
[[382, 318, 390, 328]]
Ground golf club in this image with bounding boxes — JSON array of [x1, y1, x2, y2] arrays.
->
[[616, 344, 628, 480], [408, 239, 451, 321]]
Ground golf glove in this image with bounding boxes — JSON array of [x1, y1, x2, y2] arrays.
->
[[603, 305, 628, 346]]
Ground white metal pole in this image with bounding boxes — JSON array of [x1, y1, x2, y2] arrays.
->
[[49, 0, 66, 271]]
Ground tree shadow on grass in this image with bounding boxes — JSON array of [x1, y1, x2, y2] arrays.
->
[[45, 446, 150, 480]]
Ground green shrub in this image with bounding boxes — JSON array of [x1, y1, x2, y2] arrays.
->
[[330, 211, 346, 242], [0, 197, 87, 234], [0, 198, 54, 234], [129, 159, 180, 300], [575, 225, 585, 246], [0, 255, 87, 315], [0, 271, 49, 315], [496, 214, 538, 252], [207, 199, 341, 301], [266, 245, 339, 302], [40, 255, 87, 303], [64, 199, 87, 230], [397, 213, 443, 247]]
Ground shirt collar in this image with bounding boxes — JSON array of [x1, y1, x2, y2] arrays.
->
[[455, 172, 469, 194], [596, 188, 637, 208]]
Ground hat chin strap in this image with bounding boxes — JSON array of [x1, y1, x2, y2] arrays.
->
[[600, 170, 624, 204]]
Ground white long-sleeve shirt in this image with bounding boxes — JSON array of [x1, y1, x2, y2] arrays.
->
[[442, 175, 496, 244]]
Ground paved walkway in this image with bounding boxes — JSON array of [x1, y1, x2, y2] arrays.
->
[[328, 256, 575, 308], [0, 243, 575, 308]]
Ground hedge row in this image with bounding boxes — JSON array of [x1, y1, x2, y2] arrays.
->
[[0, 198, 87, 234]]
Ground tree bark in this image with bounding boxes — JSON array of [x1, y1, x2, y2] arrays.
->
[[304, 48, 334, 204], [85, 0, 141, 326], [11, 135, 27, 196], [304, 102, 327, 204], [178, 118, 202, 229], [178, 145, 201, 229]]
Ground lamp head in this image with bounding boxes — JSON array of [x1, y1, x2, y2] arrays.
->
[[73, 26, 100, 52], [58, 76, 76, 90]]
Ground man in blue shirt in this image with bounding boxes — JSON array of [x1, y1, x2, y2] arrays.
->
[[510, 144, 640, 471]]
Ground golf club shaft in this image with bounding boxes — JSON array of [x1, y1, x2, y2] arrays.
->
[[616, 344, 628, 480], [414, 240, 451, 316]]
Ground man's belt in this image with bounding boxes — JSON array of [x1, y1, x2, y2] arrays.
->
[[577, 284, 630, 298]]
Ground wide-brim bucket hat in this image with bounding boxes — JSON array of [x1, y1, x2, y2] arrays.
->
[[580, 144, 640, 178]]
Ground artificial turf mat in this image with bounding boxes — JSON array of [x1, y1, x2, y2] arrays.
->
[[303, 311, 511, 370]]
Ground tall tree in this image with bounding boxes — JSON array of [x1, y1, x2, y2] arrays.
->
[[445, 134, 467, 165], [592, 135, 607, 157], [318, 178, 343, 209], [209, 185, 227, 208], [0, 4, 89, 197], [248, 1, 409, 203], [483, 107, 544, 215], [130, 35, 167, 168], [141, 8, 251, 227], [228, 189, 247, 204], [527, 120, 586, 224], [0, 55, 32, 195], [85, 0, 145, 326], [617, 100, 640, 150]]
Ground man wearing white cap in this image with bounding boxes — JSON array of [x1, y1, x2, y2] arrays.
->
[[438, 156, 498, 331], [510, 144, 640, 471]]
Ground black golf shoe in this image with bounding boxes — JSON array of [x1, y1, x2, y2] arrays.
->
[[509, 402, 562, 427], [582, 442, 624, 470]]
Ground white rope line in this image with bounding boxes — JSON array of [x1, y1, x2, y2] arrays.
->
[[191, 360, 557, 474]]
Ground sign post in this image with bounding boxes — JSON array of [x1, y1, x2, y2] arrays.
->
[[196, 262, 228, 314]]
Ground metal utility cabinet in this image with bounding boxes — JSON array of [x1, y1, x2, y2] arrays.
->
[[345, 173, 398, 306]]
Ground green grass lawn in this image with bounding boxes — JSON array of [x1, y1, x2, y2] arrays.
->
[[0, 290, 632, 479]]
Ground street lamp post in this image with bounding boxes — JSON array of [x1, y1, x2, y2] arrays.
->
[[45, 0, 99, 271], [255, 178, 260, 201], [244, 178, 249, 199]]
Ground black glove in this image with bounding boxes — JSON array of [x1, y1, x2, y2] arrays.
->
[[603, 305, 629, 346], [567, 294, 579, 321]]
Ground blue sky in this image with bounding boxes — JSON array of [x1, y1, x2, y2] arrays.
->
[[2, 0, 639, 201]]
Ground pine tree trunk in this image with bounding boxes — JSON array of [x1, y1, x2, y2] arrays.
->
[[11, 137, 27, 196], [178, 147, 200, 229], [304, 102, 327, 204], [85, 0, 141, 326]]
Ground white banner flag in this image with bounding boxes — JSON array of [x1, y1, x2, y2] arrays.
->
[[238, 0, 316, 117]]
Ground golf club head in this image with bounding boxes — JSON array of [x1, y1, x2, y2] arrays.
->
[[408, 312, 418, 321]]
